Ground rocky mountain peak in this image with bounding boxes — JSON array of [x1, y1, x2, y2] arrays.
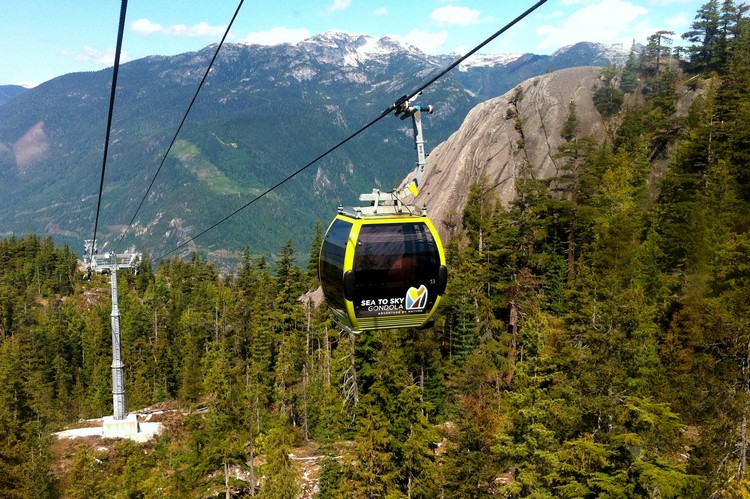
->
[[296, 31, 425, 66]]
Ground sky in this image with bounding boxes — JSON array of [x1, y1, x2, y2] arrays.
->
[[1, 0, 706, 87]]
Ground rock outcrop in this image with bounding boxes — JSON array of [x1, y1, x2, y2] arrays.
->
[[409, 66, 610, 241]]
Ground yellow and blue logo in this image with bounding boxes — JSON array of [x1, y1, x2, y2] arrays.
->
[[405, 285, 428, 311]]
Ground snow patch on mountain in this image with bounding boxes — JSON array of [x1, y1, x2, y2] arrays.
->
[[458, 53, 524, 70], [553, 41, 631, 65], [298, 31, 426, 67]]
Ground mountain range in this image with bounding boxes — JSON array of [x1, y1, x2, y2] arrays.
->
[[0, 85, 26, 106], [0, 32, 630, 264]]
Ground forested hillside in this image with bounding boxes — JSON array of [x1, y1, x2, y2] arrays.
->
[[1, 1, 750, 497]]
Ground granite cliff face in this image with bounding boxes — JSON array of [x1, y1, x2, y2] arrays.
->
[[408, 66, 610, 241]]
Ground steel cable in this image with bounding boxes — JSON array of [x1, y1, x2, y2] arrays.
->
[[149, 0, 550, 263]]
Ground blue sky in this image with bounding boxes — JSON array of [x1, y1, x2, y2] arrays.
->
[[1, 0, 706, 87]]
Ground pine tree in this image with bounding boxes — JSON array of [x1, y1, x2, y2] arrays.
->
[[307, 220, 324, 289], [341, 403, 398, 497], [593, 85, 625, 117], [400, 384, 439, 498], [178, 330, 203, 404], [682, 0, 722, 72], [716, 16, 750, 199], [64, 446, 103, 499], [441, 391, 503, 497], [203, 342, 242, 435], [645, 30, 676, 76], [620, 42, 640, 93], [0, 336, 34, 497], [555, 108, 598, 286], [258, 418, 300, 499], [274, 239, 297, 291]]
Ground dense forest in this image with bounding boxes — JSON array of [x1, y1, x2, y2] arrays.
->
[[2, 1, 750, 496]]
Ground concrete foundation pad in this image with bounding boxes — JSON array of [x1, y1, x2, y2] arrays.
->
[[102, 413, 139, 438]]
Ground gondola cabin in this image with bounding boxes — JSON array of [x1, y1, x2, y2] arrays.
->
[[319, 206, 448, 332]]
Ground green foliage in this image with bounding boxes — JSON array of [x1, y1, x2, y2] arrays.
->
[[593, 85, 625, 117], [317, 456, 345, 498], [258, 418, 300, 498], [511, 86, 524, 103], [64, 446, 104, 499], [644, 30, 676, 76], [1, 5, 749, 496], [307, 220, 324, 288], [620, 43, 641, 93], [560, 101, 580, 142], [680, 0, 747, 73]]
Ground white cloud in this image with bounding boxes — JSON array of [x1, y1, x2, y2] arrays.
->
[[238, 27, 311, 46], [163, 22, 227, 38], [14, 81, 38, 89], [73, 46, 131, 66], [395, 29, 449, 54], [374, 7, 389, 16], [536, 0, 649, 49], [130, 18, 226, 38], [325, 0, 352, 14], [648, 0, 694, 4], [452, 44, 469, 55], [130, 18, 162, 36], [430, 5, 488, 26], [665, 12, 690, 30]]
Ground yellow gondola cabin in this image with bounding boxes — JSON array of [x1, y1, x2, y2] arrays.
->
[[319, 207, 447, 332]]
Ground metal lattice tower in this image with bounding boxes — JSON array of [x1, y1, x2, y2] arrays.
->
[[84, 241, 142, 421]]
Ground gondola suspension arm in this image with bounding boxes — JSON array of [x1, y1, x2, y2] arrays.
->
[[395, 97, 433, 199], [357, 96, 434, 216]]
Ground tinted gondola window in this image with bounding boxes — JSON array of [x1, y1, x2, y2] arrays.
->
[[320, 219, 352, 310], [353, 222, 440, 318]]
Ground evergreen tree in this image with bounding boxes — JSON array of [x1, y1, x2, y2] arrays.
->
[[716, 16, 750, 199], [307, 220, 324, 288], [682, 0, 722, 72], [620, 42, 641, 93], [341, 403, 398, 497], [64, 446, 103, 499], [560, 101, 580, 143], [258, 418, 300, 499], [645, 30, 676, 75], [274, 239, 297, 291], [593, 85, 625, 117]]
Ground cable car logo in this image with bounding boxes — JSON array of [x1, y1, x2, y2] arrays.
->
[[405, 285, 428, 311]]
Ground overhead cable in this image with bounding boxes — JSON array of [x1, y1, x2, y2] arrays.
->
[[382, 0, 549, 116], [153, 0, 549, 263], [114, 0, 245, 252], [153, 108, 394, 262], [88, 0, 128, 263]]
